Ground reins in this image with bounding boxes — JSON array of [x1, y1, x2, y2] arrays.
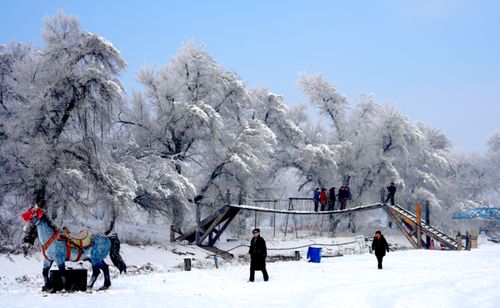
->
[[38, 216, 84, 262], [41, 229, 60, 261]]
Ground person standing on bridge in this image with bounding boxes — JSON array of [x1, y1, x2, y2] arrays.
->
[[313, 188, 320, 212], [248, 228, 269, 282], [319, 188, 328, 211], [385, 182, 397, 205], [338, 187, 346, 210], [328, 186, 336, 210], [372, 230, 389, 269]]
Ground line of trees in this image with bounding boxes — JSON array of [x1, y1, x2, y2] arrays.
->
[[1, 13, 498, 244]]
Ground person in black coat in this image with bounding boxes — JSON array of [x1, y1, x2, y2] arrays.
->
[[385, 182, 397, 205], [248, 228, 269, 282], [371, 230, 389, 269], [328, 186, 336, 210], [338, 187, 347, 210]]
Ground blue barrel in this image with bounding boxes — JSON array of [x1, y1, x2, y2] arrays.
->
[[307, 246, 322, 263]]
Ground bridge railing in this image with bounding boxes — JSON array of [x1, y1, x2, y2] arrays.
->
[[250, 198, 316, 211], [250, 199, 288, 211], [245, 198, 334, 238]]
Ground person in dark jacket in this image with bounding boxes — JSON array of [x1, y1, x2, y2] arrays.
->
[[328, 186, 336, 210], [371, 230, 389, 269], [313, 188, 320, 212], [385, 182, 397, 205], [338, 187, 347, 210], [249, 228, 269, 282]]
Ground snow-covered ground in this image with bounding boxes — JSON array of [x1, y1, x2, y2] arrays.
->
[[1, 235, 499, 308]]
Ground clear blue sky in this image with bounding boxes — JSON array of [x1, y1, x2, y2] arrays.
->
[[1, 0, 499, 152]]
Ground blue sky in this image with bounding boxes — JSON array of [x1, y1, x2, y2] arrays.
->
[[1, 0, 499, 152]]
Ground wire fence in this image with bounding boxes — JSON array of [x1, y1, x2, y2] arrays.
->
[[224, 236, 369, 256]]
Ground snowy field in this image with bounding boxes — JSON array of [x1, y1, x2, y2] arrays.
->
[[1, 235, 499, 308]]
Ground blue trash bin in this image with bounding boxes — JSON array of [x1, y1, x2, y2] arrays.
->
[[307, 246, 322, 263]]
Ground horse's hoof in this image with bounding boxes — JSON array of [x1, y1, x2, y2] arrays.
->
[[98, 285, 110, 291], [85, 287, 93, 293]]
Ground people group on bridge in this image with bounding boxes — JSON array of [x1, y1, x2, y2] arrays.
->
[[312, 182, 397, 212], [313, 186, 352, 212]]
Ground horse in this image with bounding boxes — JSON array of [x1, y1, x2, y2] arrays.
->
[[21, 206, 127, 292]]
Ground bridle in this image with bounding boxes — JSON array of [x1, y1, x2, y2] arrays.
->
[[22, 208, 59, 260]]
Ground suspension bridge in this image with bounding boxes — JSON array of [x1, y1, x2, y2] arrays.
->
[[173, 199, 460, 250]]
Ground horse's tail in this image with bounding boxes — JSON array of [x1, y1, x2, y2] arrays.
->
[[107, 233, 127, 274]]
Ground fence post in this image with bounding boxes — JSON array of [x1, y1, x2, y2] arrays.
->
[[214, 255, 219, 269], [284, 198, 291, 237], [416, 203, 422, 248], [294, 250, 301, 260], [184, 258, 192, 271], [273, 200, 276, 237], [470, 228, 478, 248], [425, 201, 430, 249]]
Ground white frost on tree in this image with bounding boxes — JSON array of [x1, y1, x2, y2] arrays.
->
[[0, 12, 128, 235]]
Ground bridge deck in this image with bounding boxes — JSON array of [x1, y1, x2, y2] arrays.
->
[[228, 203, 385, 214]]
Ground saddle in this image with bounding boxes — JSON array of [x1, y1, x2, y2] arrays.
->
[[60, 227, 92, 249]]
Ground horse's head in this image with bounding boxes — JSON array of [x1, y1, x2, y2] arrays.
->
[[21, 206, 44, 226]]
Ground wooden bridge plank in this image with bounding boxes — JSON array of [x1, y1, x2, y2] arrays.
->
[[228, 203, 385, 215]]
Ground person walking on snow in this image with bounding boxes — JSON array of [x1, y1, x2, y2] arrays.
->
[[372, 230, 389, 269], [385, 182, 397, 205], [249, 228, 269, 282]]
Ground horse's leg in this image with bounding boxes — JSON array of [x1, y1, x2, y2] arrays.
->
[[98, 260, 111, 290], [56, 262, 68, 292], [86, 262, 101, 291], [41, 259, 53, 292]]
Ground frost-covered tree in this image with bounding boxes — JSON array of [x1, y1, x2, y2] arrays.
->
[[300, 74, 459, 220], [484, 131, 500, 203], [116, 42, 278, 229], [299, 73, 349, 142], [0, 12, 128, 234], [248, 89, 311, 195], [120, 41, 249, 174], [1, 12, 490, 244], [195, 119, 276, 203], [463, 131, 500, 204]]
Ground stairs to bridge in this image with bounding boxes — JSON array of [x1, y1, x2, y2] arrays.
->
[[173, 202, 458, 250], [384, 204, 458, 249]]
